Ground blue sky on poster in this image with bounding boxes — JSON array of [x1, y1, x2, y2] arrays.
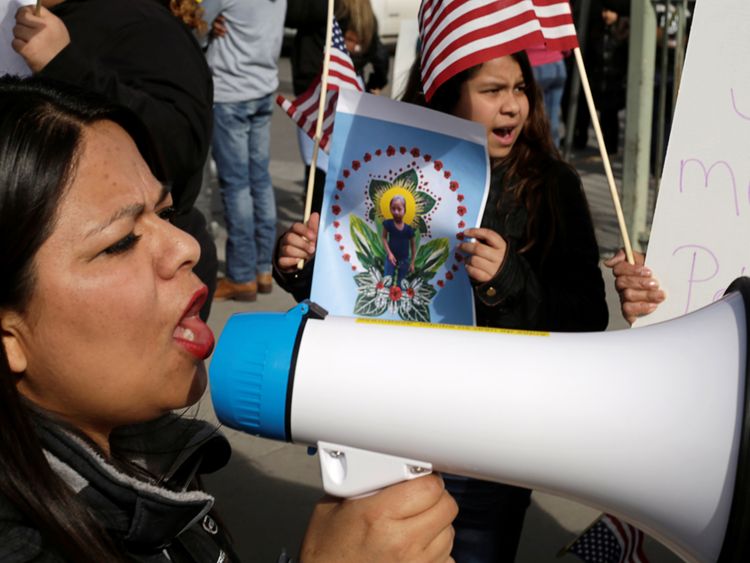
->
[[310, 90, 489, 326]]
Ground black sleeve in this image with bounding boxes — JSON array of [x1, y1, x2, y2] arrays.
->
[[39, 17, 212, 205], [602, 0, 631, 15], [272, 243, 315, 303], [475, 166, 609, 333], [285, 0, 327, 30], [0, 509, 66, 563], [364, 33, 391, 91]]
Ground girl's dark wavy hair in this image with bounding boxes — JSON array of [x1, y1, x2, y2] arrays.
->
[[0, 74, 161, 562], [400, 51, 575, 258]]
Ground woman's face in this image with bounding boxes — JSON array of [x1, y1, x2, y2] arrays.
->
[[4, 121, 213, 452], [453, 56, 530, 162]]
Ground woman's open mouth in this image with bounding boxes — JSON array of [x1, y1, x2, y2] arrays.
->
[[492, 126, 516, 145], [173, 286, 215, 360]]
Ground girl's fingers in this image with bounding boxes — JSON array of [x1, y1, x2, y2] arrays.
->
[[463, 228, 505, 249]]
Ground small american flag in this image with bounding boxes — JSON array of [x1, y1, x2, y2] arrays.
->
[[566, 514, 649, 563], [419, 0, 579, 101], [276, 18, 364, 152]]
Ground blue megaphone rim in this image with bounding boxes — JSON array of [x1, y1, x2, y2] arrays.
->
[[209, 300, 327, 441]]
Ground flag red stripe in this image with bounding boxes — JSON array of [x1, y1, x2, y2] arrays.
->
[[422, 11, 542, 87], [419, 0, 578, 101], [424, 34, 544, 100]]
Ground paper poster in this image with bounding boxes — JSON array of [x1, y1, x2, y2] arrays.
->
[[637, 0, 750, 326], [1, 0, 34, 77], [310, 89, 489, 326]]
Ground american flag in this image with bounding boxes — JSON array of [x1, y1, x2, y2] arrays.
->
[[276, 18, 364, 152], [419, 0, 579, 101], [566, 514, 649, 563]]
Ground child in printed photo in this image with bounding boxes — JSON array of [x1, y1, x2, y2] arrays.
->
[[382, 195, 416, 284]]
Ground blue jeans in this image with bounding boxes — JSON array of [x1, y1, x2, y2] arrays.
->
[[212, 95, 277, 283], [532, 59, 567, 147], [445, 476, 531, 562]]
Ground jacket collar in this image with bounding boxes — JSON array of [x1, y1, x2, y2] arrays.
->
[[34, 412, 231, 554]]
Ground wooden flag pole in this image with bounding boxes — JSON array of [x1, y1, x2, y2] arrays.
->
[[572, 47, 635, 265], [35, 0, 42, 16], [297, 0, 335, 270]]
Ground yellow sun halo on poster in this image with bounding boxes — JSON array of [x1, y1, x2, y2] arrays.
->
[[380, 186, 417, 225]]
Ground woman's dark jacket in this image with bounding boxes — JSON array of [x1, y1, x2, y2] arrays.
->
[[0, 413, 236, 562], [275, 159, 608, 334]]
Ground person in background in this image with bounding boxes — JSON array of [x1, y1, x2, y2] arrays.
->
[[527, 45, 568, 147], [336, 0, 390, 95], [0, 74, 458, 563], [201, 0, 286, 302], [12, 0, 218, 320], [571, 0, 631, 154], [285, 0, 390, 215]]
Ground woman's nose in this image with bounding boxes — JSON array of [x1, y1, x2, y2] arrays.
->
[[154, 217, 201, 278]]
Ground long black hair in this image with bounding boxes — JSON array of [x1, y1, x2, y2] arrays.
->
[[0, 74, 160, 562], [400, 51, 574, 258]]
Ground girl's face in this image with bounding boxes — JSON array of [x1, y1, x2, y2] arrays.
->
[[2, 121, 213, 453], [453, 56, 530, 162], [390, 199, 406, 222]]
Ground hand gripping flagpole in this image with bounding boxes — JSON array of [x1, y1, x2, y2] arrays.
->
[[298, 0, 335, 270], [572, 46, 635, 265]]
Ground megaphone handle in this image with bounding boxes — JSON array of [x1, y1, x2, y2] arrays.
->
[[317, 441, 433, 498]]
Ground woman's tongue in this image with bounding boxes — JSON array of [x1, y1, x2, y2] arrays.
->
[[173, 315, 215, 358]]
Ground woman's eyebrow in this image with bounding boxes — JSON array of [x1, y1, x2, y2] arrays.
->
[[84, 184, 170, 239]]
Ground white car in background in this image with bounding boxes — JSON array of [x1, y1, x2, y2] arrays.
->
[[372, 0, 421, 42]]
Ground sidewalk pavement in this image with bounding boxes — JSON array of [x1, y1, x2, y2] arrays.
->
[[195, 59, 680, 563]]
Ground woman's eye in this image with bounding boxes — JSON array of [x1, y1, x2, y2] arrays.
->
[[158, 206, 176, 222], [103, 233, 142, 255]]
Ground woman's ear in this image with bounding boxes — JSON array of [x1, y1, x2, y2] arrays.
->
[[1, 312, 28, 374]]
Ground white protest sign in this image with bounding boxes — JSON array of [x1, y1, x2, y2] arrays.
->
[[1, 0, 34, 77], [637, 0, 750, 327]]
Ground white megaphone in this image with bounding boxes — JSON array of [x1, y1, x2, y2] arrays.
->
[[209, 277, 750, 563]]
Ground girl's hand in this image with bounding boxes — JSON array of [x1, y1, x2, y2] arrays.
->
[[604, 249, 666, 325], [409, 260, 415, 273], [388, 252, 397, 266], [276, 213, 319, 272], [13, 6, 70, 73], [300, 474, 457, 563], [459, 228, 508, 283]]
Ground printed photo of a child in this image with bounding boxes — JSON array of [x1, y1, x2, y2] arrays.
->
[[382, 195, 416, 285]]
